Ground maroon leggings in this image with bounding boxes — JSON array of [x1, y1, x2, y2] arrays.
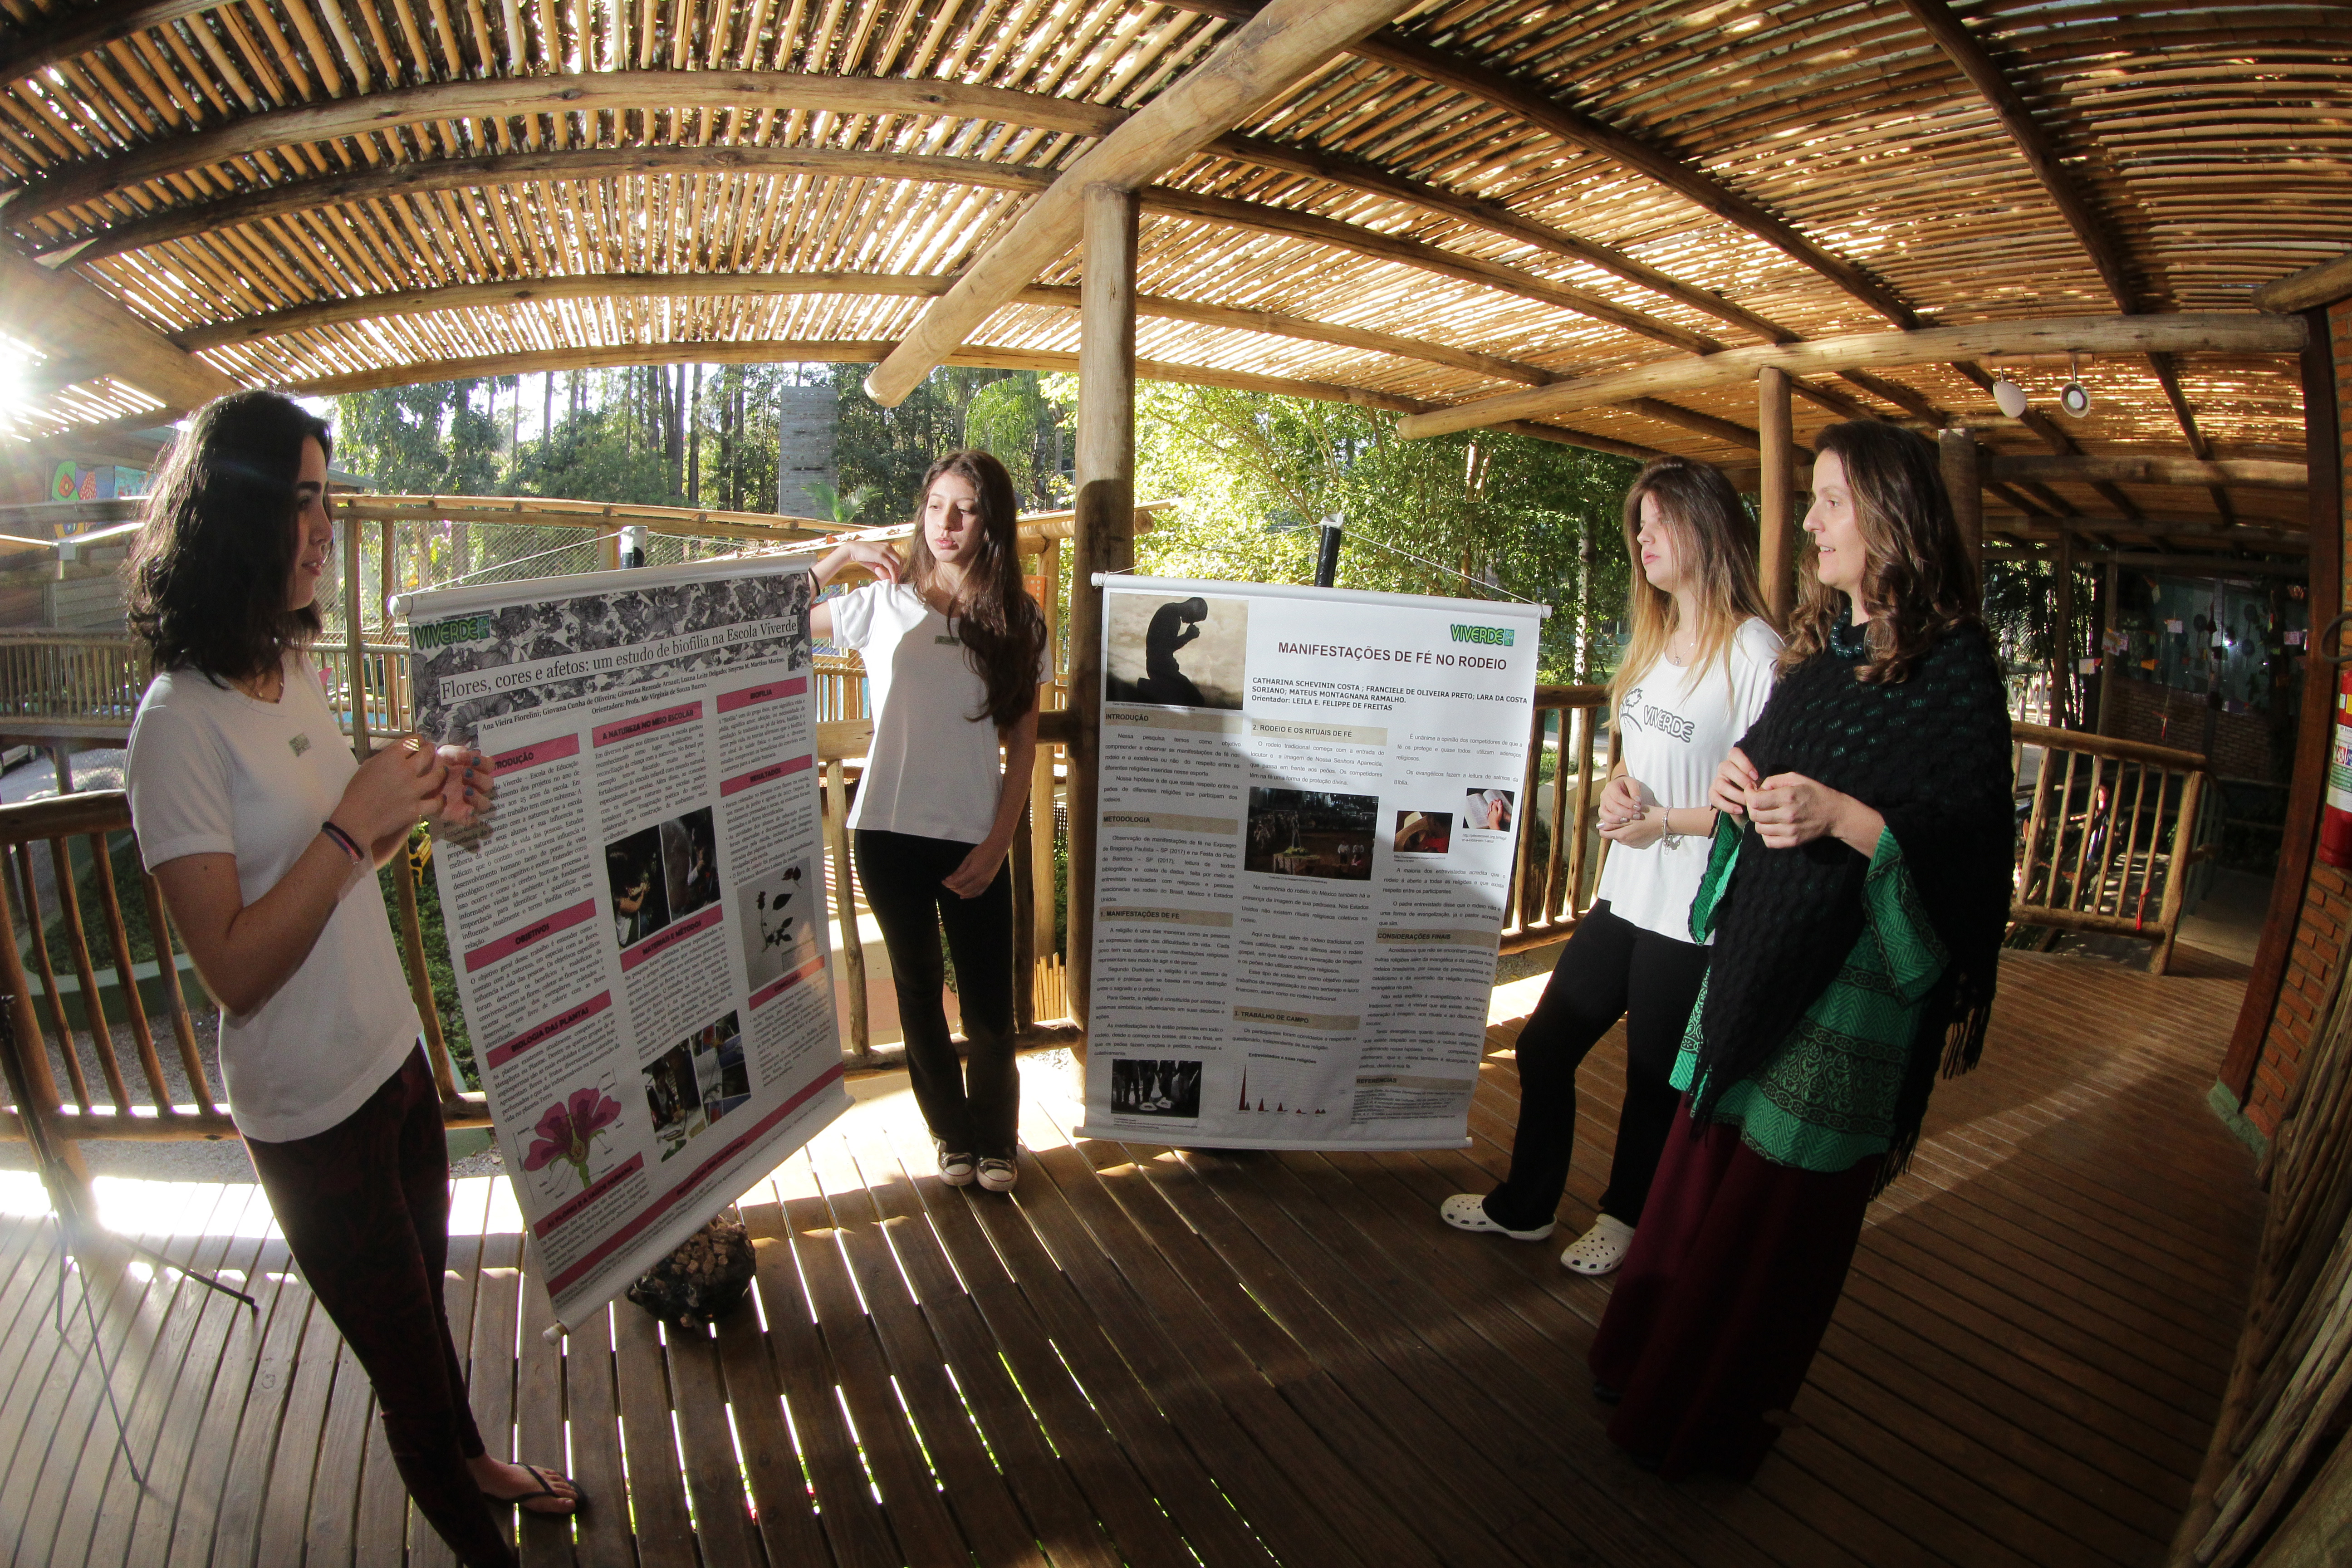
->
[[245, 1048, 514, 1568]]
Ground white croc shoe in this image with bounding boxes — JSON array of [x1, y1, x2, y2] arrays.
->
[[1561, 1214, 1637, 1276], [1439, 1193, 1556, 1242]]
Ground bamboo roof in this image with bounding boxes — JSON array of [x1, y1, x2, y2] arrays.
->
[[0, 0, 2338, 549]]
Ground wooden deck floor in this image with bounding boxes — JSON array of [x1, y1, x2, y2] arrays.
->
[[1, 951, 2261, 1568]]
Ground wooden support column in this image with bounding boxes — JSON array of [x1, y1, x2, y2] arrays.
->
[[342, 503, 371, 757], [1757, 367, 1796, 621], [2223, 304, 2345, 1100], [1939, 427, 1984, 585], [1064, 185, 1138, 1041], [2094, 563, 2119, 736], [2053, 529, 2076, 729], [1030, 535, 1061, 988]]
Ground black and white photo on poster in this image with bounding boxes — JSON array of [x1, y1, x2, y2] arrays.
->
[[1108, 1058, 1205, 1118], [1107, 593, 1249, 710]]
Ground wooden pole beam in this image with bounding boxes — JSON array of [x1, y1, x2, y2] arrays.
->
[[0, 246, 235, 412], [11, 73, 1125, 224], [47, 147, 1054, 265], [1392, 314, 2306, 439], [2255, 249, 2352, 315], [1209, 132, 1793, 347], [0, 0, 211, 86], [1757, 368, 1797, 622], [267, 338, 1664, 461], [1139, 187, 1719, 355], [1064, 185, 1140, 1040], [1939, 428, 1984, 586], [1984, 454, 2307, 490], [1891, 0, 2232, 482], [177, 273, 1562, 389], [863, 0, 1417, 407]]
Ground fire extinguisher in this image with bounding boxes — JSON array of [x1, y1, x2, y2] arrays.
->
[[2319, 612, 2352, 869]]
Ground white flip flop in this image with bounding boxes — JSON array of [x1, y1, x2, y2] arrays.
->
[[1439, 1192, 1556, 1242], [1561, 1214, 1637, 1276]]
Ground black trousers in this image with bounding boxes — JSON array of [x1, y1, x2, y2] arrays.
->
[[853, 828, 1019, 1158], [245, 1049, 512, 1568], [1483, 902, 1711, 1234]]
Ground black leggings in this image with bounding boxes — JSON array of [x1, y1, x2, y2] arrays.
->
[[245, 1049, 512, 1568], [1483, 902, 1710, 1234], [853, 828, 1019, 1158]]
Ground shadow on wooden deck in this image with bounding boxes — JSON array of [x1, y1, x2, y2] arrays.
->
[[0, 951, 2259, 1567]]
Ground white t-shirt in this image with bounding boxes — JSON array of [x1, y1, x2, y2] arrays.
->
[[126, 652, 421, 1142], [830, 582, 1048, 846], [1594, 617, 1783, 944]]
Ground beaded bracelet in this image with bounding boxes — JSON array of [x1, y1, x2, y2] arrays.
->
[[320, 819, 365, 864]]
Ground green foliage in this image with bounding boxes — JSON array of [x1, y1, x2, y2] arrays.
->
[[802, 479, 877, 528], [382, 830, 476, 1089], [1126, 383, 1639, 681], [333, 379, 507, 495], [964, 372, 1072, 507]]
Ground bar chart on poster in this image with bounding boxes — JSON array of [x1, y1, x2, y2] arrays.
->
[[406, 558, 851, 1328], [1077, 578, 1547, 1150]]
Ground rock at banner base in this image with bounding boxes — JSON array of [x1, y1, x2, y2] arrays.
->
[[624, 1213, 756, 1328]]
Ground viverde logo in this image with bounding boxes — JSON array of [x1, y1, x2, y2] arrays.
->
[[1448, 623, 1514, 647], [414, 614, 495, 649]]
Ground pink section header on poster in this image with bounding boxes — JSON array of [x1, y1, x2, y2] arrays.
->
[[715, 676, 808, 714], [750, 954, 827, 1011], [488, 732, 581, 774], [617, 902, 724, 971], [720, 752, 813, 797], [485, 990, 612, 1071], [463, 898, 598, 974], [592, 702, 702, 748]]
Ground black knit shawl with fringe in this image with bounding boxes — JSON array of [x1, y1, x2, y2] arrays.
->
[[1691, 614, 2016, 1187]]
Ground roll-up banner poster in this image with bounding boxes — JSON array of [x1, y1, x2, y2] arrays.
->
[[407, 558, 850, 1331], [1076, 577, 1547, 1150]]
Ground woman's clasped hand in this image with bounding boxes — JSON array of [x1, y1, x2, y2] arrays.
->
[[1705, 745, 1883, 853], [337, 736, 494, 846]]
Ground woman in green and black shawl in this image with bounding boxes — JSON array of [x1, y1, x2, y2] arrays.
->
[[1588, 421, 2016, 1481]]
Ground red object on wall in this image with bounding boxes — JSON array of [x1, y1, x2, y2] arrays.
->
[[2323, 660, 2352, 870]]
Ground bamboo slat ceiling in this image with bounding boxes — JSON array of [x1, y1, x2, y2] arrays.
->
[[0, 0, 2338, 545]]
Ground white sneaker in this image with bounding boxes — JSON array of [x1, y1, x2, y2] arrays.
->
[[975, 1156, 1018, 1193], [1439, 1192, 1555, 1242], [935, 1141, 976, 1187], [1561, 1215, 1636, 1276]]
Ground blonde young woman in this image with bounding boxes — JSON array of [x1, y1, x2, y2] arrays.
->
[[1441, 457, 1779, 1275]]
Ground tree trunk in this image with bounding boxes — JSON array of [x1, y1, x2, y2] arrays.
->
[[688, 362, 703, 507], [1576, 510, 1596, 683]]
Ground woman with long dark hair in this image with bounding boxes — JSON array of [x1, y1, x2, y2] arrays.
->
[[811, 449, 1051, 1192], [1441, 457, 1779, 1274], [1588, 421, 2015, 1480], [124, 391, 578, 1566]]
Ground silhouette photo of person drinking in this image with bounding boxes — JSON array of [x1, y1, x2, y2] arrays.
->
[[1139, 596, 1209, 706]]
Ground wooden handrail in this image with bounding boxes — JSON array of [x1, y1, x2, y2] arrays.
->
[[2011, 720, 2205, 772], [2009, 721, 2210, 973]]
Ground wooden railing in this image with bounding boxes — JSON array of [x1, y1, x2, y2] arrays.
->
[[0, 630, 147, 735], [1503, 685, 1620, 953], [2009, 721, 2212, 973], [0, 790, 487, 1167]]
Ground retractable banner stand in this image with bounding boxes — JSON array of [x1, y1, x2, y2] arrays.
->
[[1076, 578, 1548, 1150], [407, 558, 850, 1330]]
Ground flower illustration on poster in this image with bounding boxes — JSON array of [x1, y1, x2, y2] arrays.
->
[[522, 1085, 624, 1196]]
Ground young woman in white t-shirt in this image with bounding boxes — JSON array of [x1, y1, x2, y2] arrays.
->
[[124, 392, 577, 1566], [1442, 457, 1780, 1275], [810, 450, 1051, 1193]]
